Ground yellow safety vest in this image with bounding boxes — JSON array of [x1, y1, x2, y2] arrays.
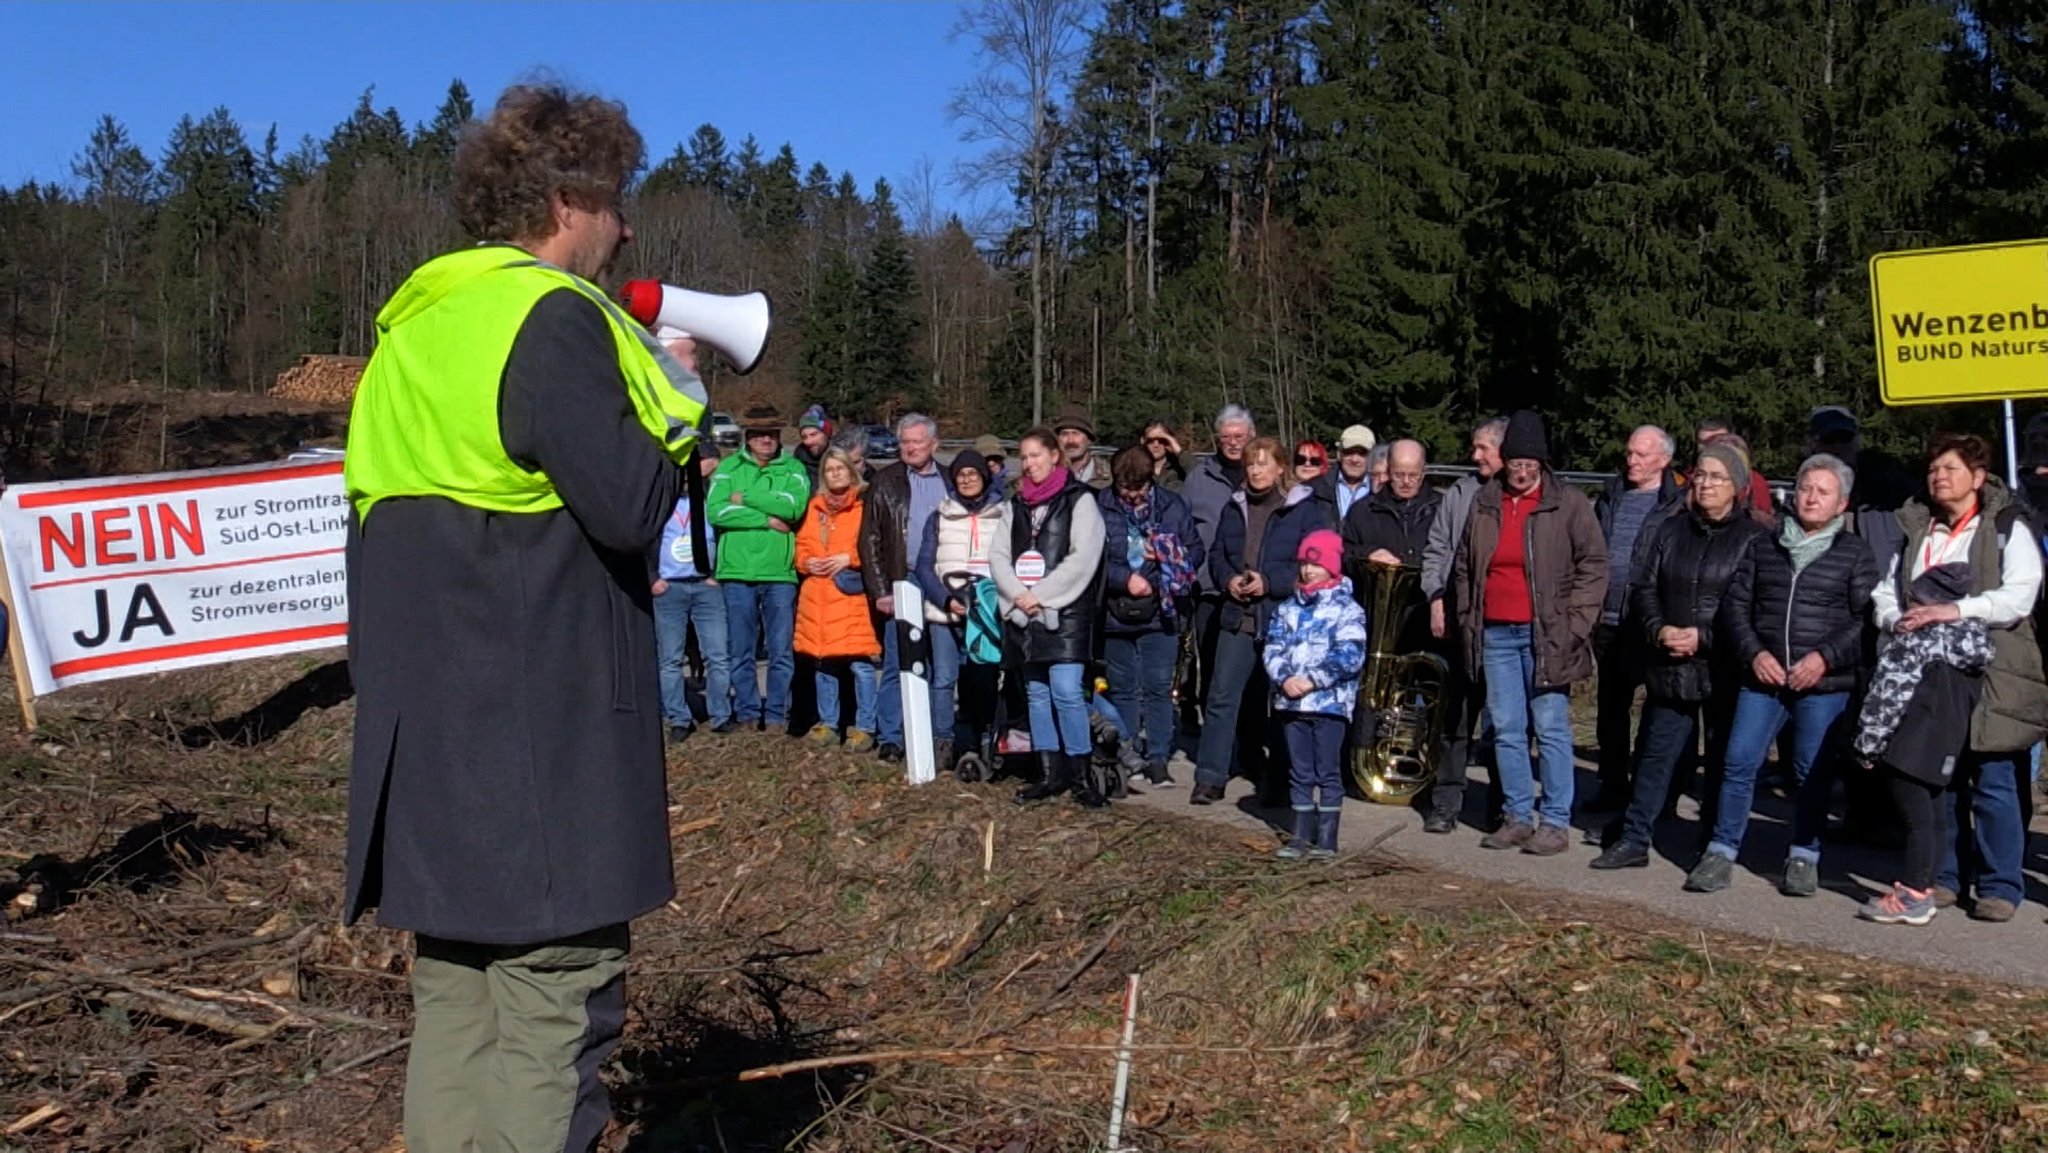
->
[[345, 246, 706, 522]]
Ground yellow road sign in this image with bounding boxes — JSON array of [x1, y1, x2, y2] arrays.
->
[[1869, 238, 2048, 406]]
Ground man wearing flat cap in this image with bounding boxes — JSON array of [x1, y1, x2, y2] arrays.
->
[[1055, 402, 1111, 490]]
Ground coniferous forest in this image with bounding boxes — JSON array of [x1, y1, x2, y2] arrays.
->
[[2, 0, 2045, 475]]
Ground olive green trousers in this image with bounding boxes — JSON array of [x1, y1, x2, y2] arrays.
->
[[404, 924, 630, 1153]]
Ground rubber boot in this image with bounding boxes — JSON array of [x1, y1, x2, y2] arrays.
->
[[1015, 750, 1068, 803], [1071, 752, 1109, 809], [1310, 808, 1341, 859], [1275, 809, 1315, 859]]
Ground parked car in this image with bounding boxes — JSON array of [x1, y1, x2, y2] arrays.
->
[[864, 424, 899, 459], [709, 411, 741, 448]]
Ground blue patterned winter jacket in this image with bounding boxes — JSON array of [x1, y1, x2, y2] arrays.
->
[[1262, 577, 1370, 718]]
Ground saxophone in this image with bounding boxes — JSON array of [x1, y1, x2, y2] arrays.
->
[[1350, 561, 1450, 804]]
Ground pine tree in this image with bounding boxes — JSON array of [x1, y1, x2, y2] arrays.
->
[[411, 80, 474, 190], [799, 249, 862, 415], [684, 124, 731, 193], [858, 178, 921, 409]]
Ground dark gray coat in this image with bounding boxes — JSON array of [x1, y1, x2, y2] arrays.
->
[[344, 289, 684, 945]]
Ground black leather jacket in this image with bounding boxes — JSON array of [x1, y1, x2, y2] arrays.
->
[[1630, 506, 1766, 702], [1721, 526, 1878, 697], [858, 460, 932, 600]]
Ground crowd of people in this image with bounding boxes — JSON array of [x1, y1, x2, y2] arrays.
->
[[658, 399, 2048, 929], [340, 83, 2045, 1152]]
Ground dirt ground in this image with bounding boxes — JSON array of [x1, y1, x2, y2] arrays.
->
[[0, 656, 2045, 1152]]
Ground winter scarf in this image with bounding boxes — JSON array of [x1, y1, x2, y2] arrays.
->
[[1019, 466, 1071, 507], [1781, 513, 1845, 574]]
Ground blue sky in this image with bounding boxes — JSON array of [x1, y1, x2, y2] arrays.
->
[[1, 1, 997, 218]]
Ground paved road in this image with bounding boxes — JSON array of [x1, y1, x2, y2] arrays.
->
[[1119, 763, 2048, 988]]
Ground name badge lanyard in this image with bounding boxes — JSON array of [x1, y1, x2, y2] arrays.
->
[[669, 503, 696, 569], [1017, 505, 1054, 586], [1920, 505, 1979, 575]]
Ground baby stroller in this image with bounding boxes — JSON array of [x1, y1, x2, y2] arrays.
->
[[947, 573, 1124, 800], [947, 572, 1005, 784]]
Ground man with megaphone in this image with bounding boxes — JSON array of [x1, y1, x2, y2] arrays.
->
[[340, 84, 721, 1153]]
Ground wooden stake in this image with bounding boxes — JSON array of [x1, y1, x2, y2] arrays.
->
[[0, 548, 37, 731]]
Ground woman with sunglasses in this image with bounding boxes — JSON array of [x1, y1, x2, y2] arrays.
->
[[1293, 440, 1328, 488], [1142, 422, 1191, 493]]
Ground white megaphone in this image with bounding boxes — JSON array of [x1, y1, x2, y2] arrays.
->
[[619, 279, 771, 375]]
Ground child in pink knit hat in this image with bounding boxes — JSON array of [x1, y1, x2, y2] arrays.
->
[[1262, 528, 1368, 858]]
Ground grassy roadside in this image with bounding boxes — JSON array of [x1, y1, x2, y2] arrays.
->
[[0, 657, 2042, 1151]]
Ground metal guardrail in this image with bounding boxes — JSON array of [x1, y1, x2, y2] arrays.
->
[[928, 441, 1794, 501]]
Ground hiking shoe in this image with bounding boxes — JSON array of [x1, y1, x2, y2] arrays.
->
[[1480, 821, 1534, 850], [1970, 897, 2018, 923], [1422, 809, 1457, 835], [1780, 856, 1819, 897], [1859, 883, 1937, 926], [667, 724, 695, 745], [1684, 854, 1734, 893], [804, 723, 840, 748], [709, 720, 738, 735], [1522, 824, 1570, 856], [1189, 783, 1225, 806], [844, 729, 877, 753], [1590, 841, 1649, 870], [1144, 761, 1176, 786], [1933, 886, 1959, 909], [877, 742, 905, 764]]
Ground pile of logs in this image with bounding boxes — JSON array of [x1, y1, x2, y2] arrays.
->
[[268, 355, 366, 406]]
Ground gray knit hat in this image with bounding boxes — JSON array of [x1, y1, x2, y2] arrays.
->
[[1697, 441, 1750, 500]]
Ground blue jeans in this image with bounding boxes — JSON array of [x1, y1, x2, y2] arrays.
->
[[815, 659, 878, 734], [1618, 696, 1731, 850], [877, 618, 904, 747], [929, 623, 960, 745], [722, 581, 795, 727], [1283, 713, 1347, 811], [1481, 624, 1575, 828], [1025, 661, 1092, 756], [1936, 753, 2028, 906], [1712, 688, 1849, 861], [1104, 631, 1177, 765], [1195, 630, 1265, 789], [652, 579, 731, 729]]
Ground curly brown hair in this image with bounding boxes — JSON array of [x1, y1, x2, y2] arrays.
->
[[452, 84, 645, 244]]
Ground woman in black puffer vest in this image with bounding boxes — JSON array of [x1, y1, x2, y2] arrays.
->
[[1712, 453, 1878, 897], [1592, 443, 1766, 878], [991, 428, 1108, 807]]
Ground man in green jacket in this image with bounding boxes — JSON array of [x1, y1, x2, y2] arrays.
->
[[708, 402, 809, 729]]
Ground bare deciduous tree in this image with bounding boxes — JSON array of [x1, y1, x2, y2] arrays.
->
[[948, 0, 1091, 427]]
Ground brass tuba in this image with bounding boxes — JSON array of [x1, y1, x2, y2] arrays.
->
[[1350, 561, 1450, 804]]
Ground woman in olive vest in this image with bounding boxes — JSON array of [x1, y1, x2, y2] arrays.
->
[[1862, 433, 2047, 925], [990, 428, 1108, 806]]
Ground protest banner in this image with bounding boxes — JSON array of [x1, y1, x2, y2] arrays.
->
[[0, 458, 349, 713]]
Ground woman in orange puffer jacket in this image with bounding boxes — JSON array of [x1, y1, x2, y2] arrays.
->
[[797, 448, 881, 750]]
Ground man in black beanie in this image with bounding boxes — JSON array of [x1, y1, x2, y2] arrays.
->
[[1447, 410, 1607, 855]]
